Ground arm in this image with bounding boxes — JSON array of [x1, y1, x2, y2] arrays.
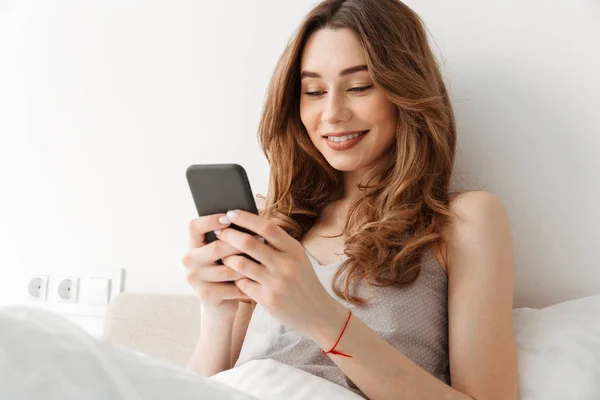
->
[[231, 300, 257, 366], [186, 311, 236, 377], [186, 301, 256, 376], [307, 191, 519, 400]]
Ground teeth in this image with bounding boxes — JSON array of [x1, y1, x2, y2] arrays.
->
[[327, 131, 366, 142]]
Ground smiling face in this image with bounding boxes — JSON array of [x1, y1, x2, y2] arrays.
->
[[299, 28, 398, 173]]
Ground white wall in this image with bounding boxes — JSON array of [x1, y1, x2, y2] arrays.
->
[[1, 0, 598, 333], [407, 0, 600, 308]]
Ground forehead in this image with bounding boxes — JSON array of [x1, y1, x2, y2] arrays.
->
[[300, 28, 367, 75]]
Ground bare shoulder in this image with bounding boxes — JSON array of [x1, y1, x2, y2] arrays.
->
[[449, 190, 507, 220], [444, 190, 512, 272], [432, 191, 511, 273]]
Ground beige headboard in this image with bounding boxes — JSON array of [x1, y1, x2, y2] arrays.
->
[[103, 292, 202, 367]]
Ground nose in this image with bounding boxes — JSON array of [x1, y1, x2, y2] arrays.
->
[[321, 90, 352, 125]]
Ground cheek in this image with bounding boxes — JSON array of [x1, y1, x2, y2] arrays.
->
[[299, 103, 319, 136], [367, 97, 397, 136], [367, 95, 396, 122]]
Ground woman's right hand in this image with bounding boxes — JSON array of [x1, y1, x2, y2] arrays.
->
[[182, 214, 252, 318]]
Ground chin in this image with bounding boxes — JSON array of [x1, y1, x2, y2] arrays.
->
[[324, 157, 365, 172]]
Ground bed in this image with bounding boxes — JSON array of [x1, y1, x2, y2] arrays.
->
[[98, 292, 600, 400], [1, 291, 598, 399]]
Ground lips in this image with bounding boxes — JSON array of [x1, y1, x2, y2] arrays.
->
[[322, 130, 368, 138], [324, 130, 369, 151]]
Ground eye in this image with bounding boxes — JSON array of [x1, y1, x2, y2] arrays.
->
[[302, 84, 374, 98], [303, 91, 325, 97], [348, 85, 374, 93]]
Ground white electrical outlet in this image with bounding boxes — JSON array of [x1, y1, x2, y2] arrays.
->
[[26, 275, 48, 301], [56, 276, 79, 303], [21, 268, 124, 317]]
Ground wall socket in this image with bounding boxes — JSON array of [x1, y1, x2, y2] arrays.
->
[[23, 268, 125, 317], [57, 276, 79, 303], [27, 275, 49, 301]]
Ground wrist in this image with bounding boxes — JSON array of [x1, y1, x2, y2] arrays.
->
[[306, 299, 350, 350], [201, 308, 237, 324]]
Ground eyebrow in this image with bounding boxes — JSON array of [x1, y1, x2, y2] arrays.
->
[[300, 64, 368, 80]]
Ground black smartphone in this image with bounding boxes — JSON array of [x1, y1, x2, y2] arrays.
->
[[186, 163, 260, 264]]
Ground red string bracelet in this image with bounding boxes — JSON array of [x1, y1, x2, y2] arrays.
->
[[322, 309, 353, 358]]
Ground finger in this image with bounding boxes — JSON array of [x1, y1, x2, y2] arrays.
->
[[182, 239, 243, 269], [198, 239, 245, 264], [216, 228, 276, 270], [188, 214, 232, 249], [223, 209, 294, 251], [222, 255, 270, 285], [235, 278, 262, 302], [188, 265, 246, 283]]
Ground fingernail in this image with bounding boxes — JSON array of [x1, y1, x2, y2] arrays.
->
[[214, 229, 221, 236], [218, 216, 231, 224], [226, 210, 238, 221], [257, 237, 265, 243]]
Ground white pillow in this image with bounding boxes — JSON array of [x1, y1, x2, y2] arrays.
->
[[513, 294, 600, 400]]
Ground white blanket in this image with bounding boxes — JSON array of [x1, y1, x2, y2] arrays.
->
[[2, 294, 600, 400], [211, 359, 364, 400], [0, 306, 361, 399]]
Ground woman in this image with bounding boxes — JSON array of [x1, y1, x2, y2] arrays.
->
[[182, 0, 519, 399]]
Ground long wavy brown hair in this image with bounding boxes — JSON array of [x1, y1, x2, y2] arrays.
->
[[257, 0, 458, 305]]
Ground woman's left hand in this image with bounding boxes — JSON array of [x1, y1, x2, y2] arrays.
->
[[215, 209, 340, 336]]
